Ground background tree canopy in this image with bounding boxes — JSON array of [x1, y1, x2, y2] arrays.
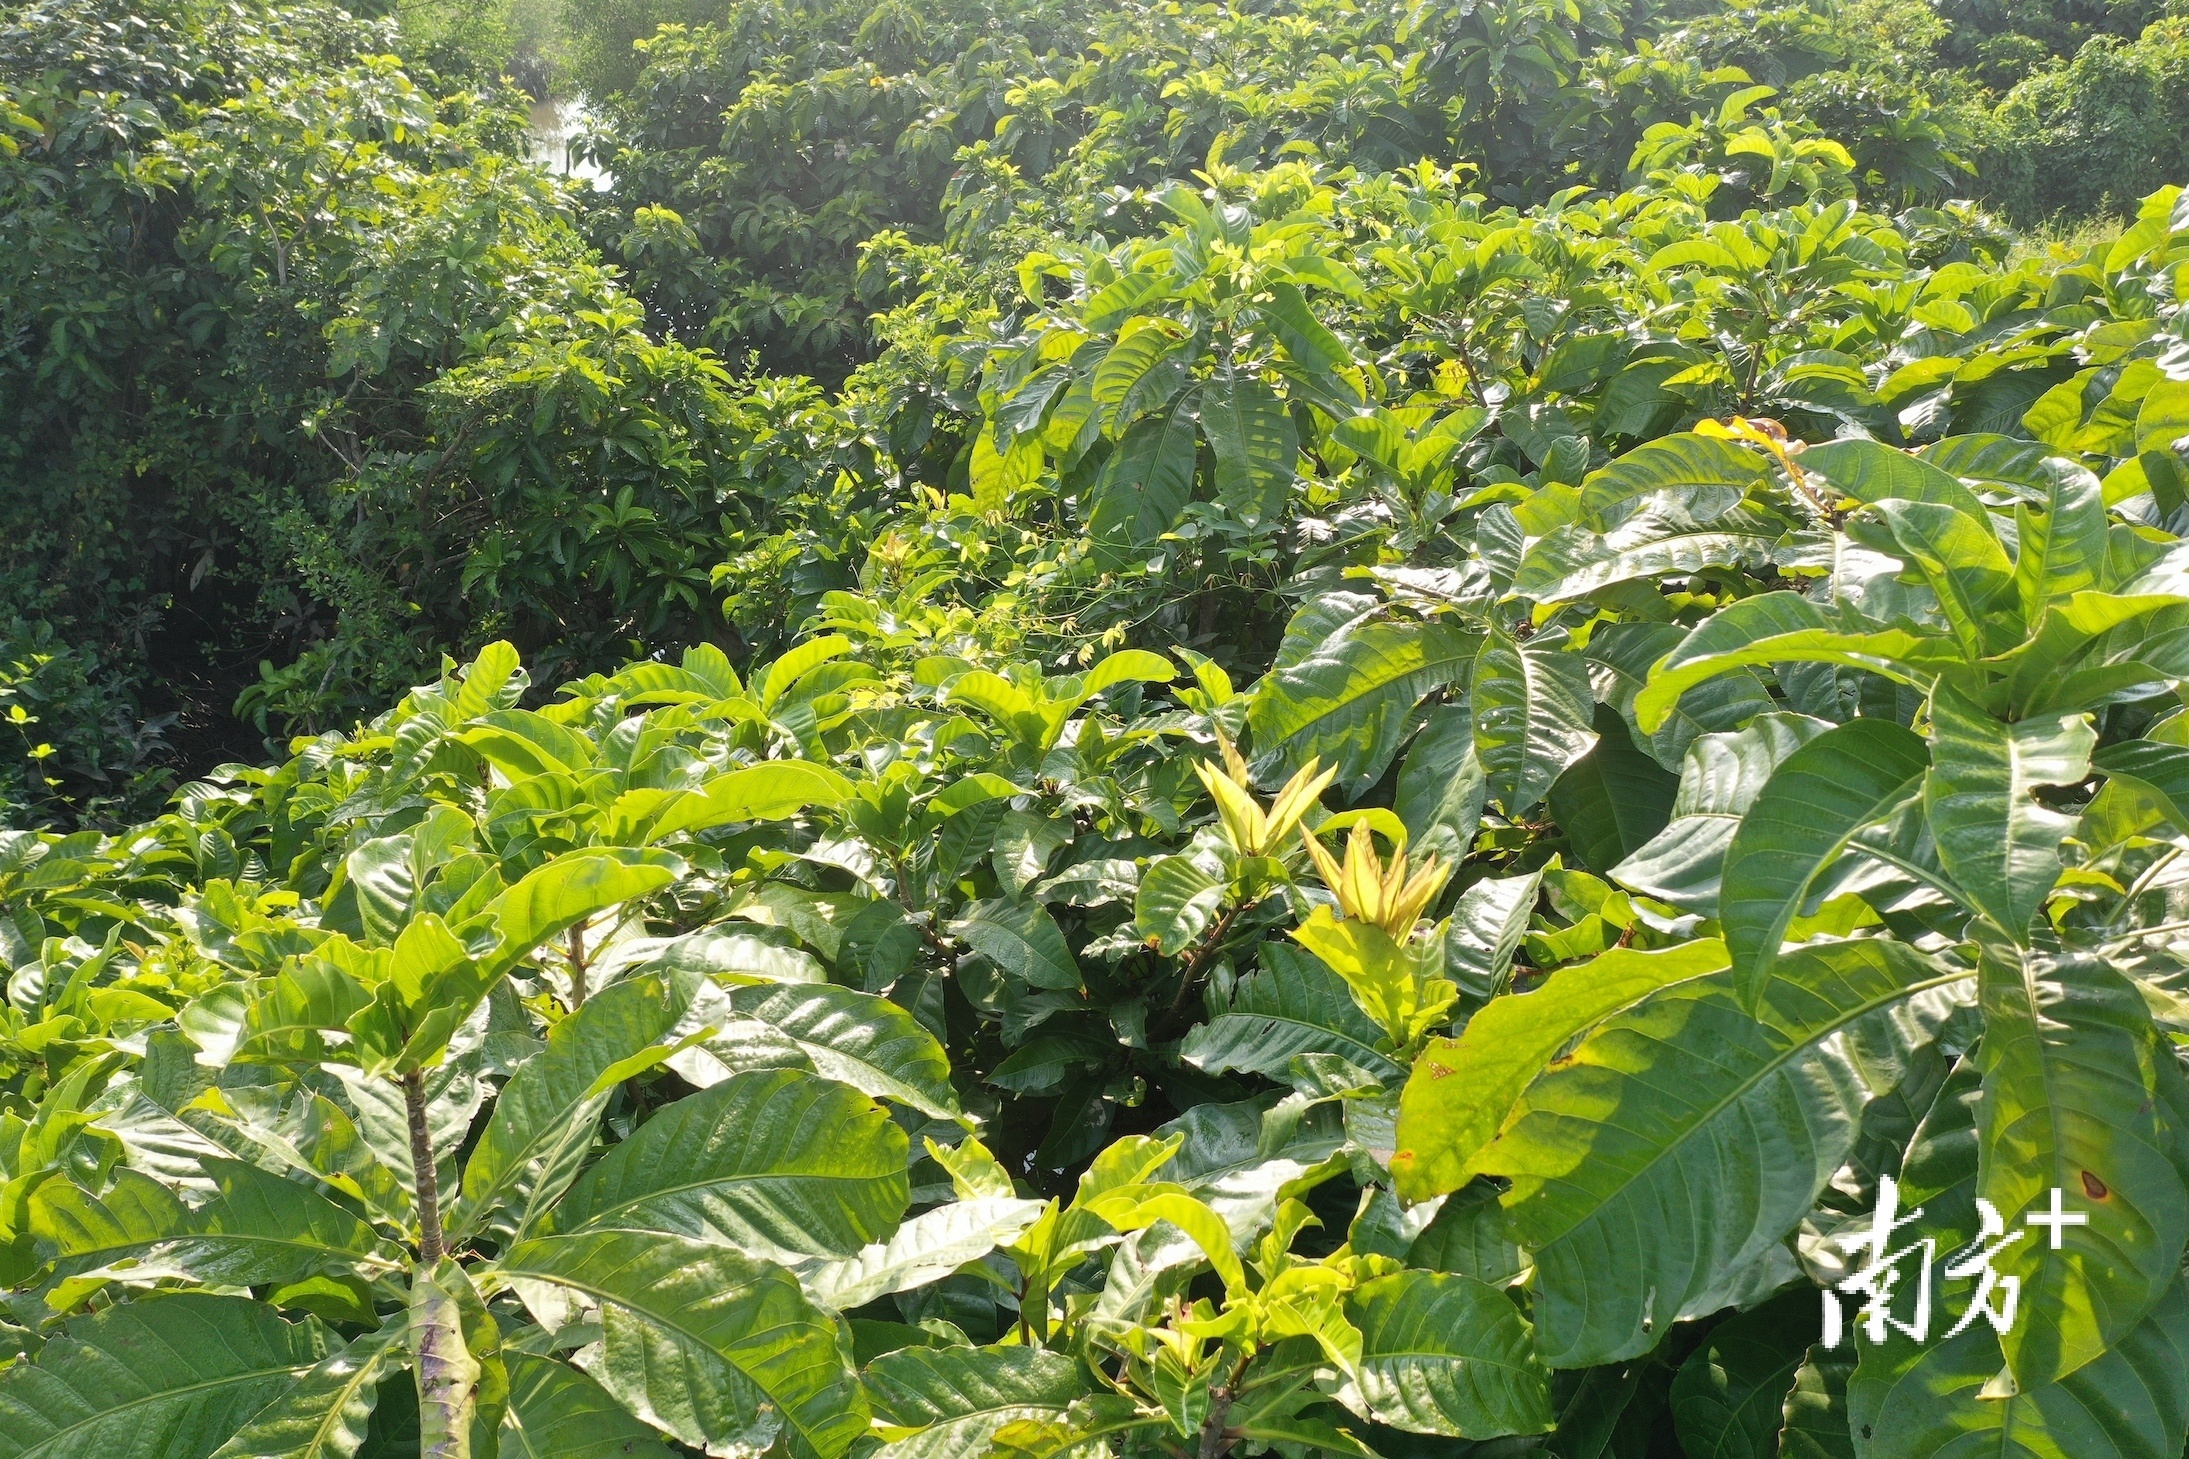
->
[[3, 0, 2189, 1455]]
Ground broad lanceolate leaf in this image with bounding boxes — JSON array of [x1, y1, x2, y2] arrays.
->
[[1389, 940, 1728, 1203], [455, 967, 701, 1240], [1576, 433, 1767, 528], [1856, 500, 2017, 659], [1473, 629, 1597, 815], [633, 761, 855, 843], [1588, 620, 1775, 773], [1720, 719, 1928, 1008], [210, 1324, 402, 1459], [496, 1230, 867, 1459], [1086, 401, 1199, 552], [1405, 1180, 1527, 1286], [2013, 453, 2110, 620], [1633, 592, 1963, 734], [1923, 680, 2094, 941], [1181, 943, 1402, 1082], [1132, 856, 1223, 957], [1485, 940, 1971, 1366], [1612, 713, 1829, 915], [32, 1158, 393, 1291], [949, 899, 1080, 992], [1440, 868, 1544, 1002], [797, 1196, 1047, 1311], [1337, 1270, 1555, 1438], [543, 1069, 908, 1259], [675, 981, 961, 1119], [483, 849, 683, 977], [1802, 438, 1989, 521], [1974, 941, 2189, 1387], [0, 1294, 325, 1459], [1248, 617, 1482, 793], [500, 1354, 678, 1459], [1848, 1275, 2189, 1459], [1394, 702, 1487, 861], [866, 1346, 1088, 1459], [1202, 363, 1297, 525], [1516, 505, 1774, 605]]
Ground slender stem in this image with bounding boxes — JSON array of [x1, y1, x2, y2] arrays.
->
[[404, 1070, 446, 1265], [1168, 903, 1247, 1018], [1196, 1352, 1252, 1459], [2104, 918, 2189, 953], [565, 923, 589, 1008]]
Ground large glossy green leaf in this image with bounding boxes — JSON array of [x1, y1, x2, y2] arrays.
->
[[455, 968, 699, 1240], [496, 1230, 866, 1459], [1612, 713, 1829, 915], [1802, 438, 1988, 521], [1389, 940, 1728, 1202], [797, 1196, 1047, 1310], [1517, 508, 1773, 605], [2012, 453, 2110, 619], [1181, 943, 1402, 1082], [1258, 280, 1355, 381], [1248, 618, 1482, 792], [1132, 856, 1223, 957], [1394, 702, 1487, 861], [1856, 500, 2017, 658], [1336, 1270, 1554, 1438], [1474, 629, 1597, 815], [1923, 681, 2094, 941], [631, 762, 854, 843], [1405, 1180, 1527, 1286], [1440, 868, 1544, 1003], [2094, 739, 2189, 832], [1973, 941, 2189, 1387], [209, 1326, 400, 1459], [1720, 719, 1928, 1006], [1586, 621, 1773, 776], [1669, 1289, 1815, 1459], [1846, 1029, 2189, 1457], [0, 1294, 325, 1459], [32, 1158, 393, 1290], [1086, 401, 1199, 551], [499, 1354, 676, 1459], [543, 1069, 908, 1259], [1576, 433, 1767, 528], [865, 1346, 1087, 1459], [1202, 363, 1296, 525], [949, 899, 1079, 992], [1848, 1276, 2189, 1459], [1633, 593, 1961, 734], [1486, 940, 1971, 1366], [482, 849, 683, 976], [682, 981, 962, 1120]]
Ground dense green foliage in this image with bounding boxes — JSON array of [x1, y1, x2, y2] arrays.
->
[[5, 0, 2188, 824], [6, 0, 2189, 1454]]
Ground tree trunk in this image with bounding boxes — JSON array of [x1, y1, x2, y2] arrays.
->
[[405, 1071, 477, 1459]]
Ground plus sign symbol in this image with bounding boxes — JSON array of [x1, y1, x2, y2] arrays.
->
[[2025, 1186, 2090, 1249]]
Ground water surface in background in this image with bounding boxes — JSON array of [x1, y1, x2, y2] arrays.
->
[[526, 96, 611, 190]]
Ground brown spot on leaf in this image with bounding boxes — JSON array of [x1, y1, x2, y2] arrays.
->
[[2082, 1170, 2110, 1200]]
